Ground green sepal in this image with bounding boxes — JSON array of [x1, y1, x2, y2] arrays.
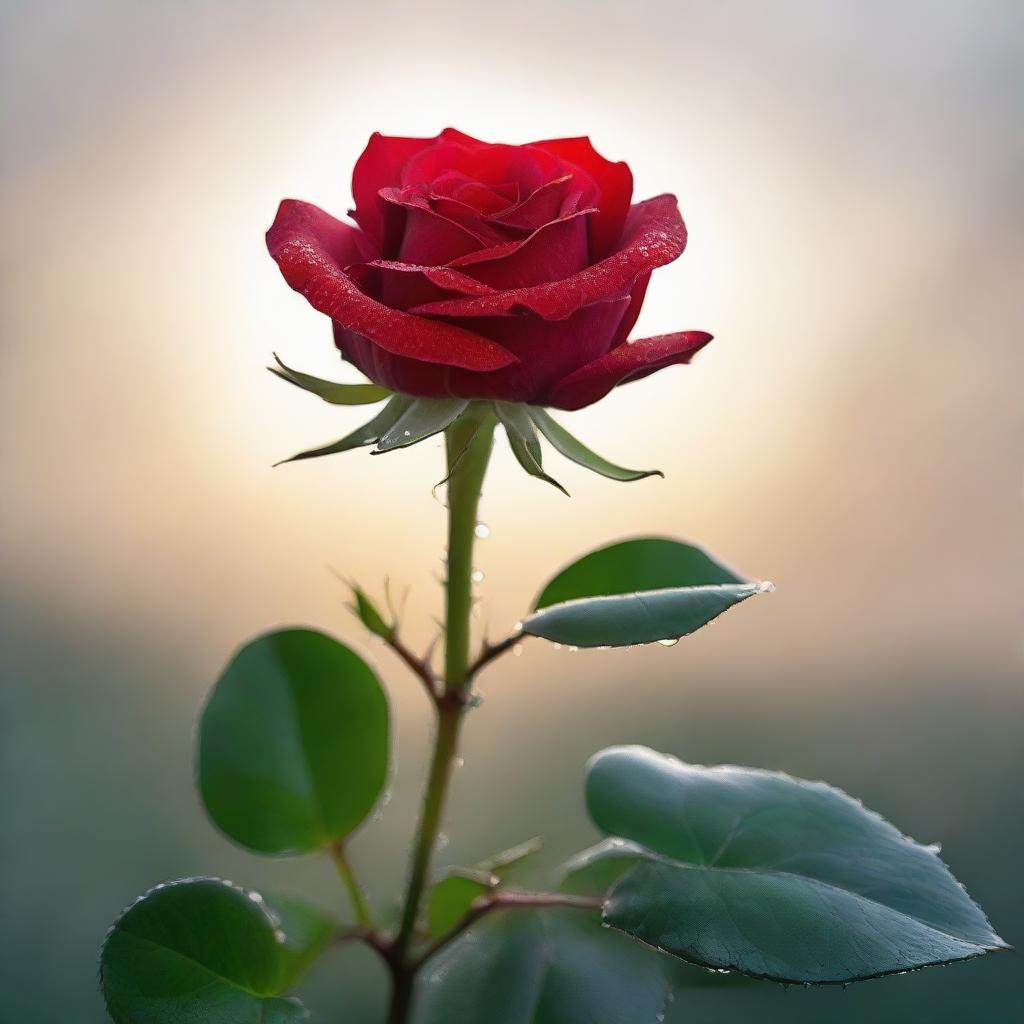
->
[[494, 402, 568, 495], [374, 398, 470, 453], [275, 395, 413, 465], [529, 408, 662, 482], [270, 354, 391, 405]]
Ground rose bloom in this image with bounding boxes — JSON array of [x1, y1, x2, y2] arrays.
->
[[267, 129, 710, 410]]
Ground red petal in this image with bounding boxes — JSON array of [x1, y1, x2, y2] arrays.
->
[[351, 133, 435, 251], [532, 136, 633, 258], [409, 195, 686, 320], [547, 331, 713, 410], [267, 200, 517, 372]]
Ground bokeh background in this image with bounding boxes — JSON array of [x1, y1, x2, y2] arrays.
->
[[2, 0, 1022, 1020]]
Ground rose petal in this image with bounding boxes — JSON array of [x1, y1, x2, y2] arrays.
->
[[409, 194, 686, 321], [351, 132, 436, 252], [547, 331, 713, 410], [267, 200, 518, 372], [335, 298, 629, 402], [449, 210, 593, 289], [533, 136, 633, 258]]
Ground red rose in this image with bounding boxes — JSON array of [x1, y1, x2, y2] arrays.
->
[[267, 129, 711, 411]]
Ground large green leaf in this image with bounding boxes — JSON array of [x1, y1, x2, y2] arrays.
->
[[101, 878, 309, 1024], [199, 629, 389, 854], [528, 409, 662, 482], [534, 537, 745, 609], [587, 745, 1009, 984], [522, 583, 762, 647], [413, 908, 673, 1024], [557, 840, 755, 990], [374, 397, 469, 453], [521, 537, 763, 647], [270, 355, 391, 405]]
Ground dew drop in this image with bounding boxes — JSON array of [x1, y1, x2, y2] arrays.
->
[[453, 756, 465, 768], [758, 580, 776, 593], [552, 643, 563, 651], [658, 637, 680, 647], [403, 430, 411, 437], [512, 643, 524, 657], [471, 569, 485, 584], [513, 621, 524, 633], [474, 522, 491, 539]]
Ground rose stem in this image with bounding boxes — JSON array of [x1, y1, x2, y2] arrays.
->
[[386, 406, 496, 1024]]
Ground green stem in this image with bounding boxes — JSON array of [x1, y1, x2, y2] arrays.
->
[[387, 407, 495, 1024], [443, 410, 496, 692], [330, 841, 373, 929]]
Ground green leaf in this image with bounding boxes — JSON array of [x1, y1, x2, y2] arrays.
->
[[528, 409, 662, 482], [425, 870, 496, 938], [199, 628, 389, 854], [523, 583, 762, 647], [587, 745, 1009, 985], [348, 583, 393, 640], [101, 877, 309, 1024], [556, 838, 648, 897], [269, 894, 338, 989], [413, 908, 673, 1024], [270, 355, 391, 405], [277, 395, 413, 464], [534, 536, 746, 609], [374, 398, 469, 453], [476, 836, 544, 878], [521, 536, 764, 647], [494, 402, 569, 496]]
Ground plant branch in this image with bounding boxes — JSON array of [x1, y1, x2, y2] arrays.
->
[[466, 632, 524, 681], [414, 890, 604, 969], [385, 630, 440, 700], [329, 841, 374, 929]]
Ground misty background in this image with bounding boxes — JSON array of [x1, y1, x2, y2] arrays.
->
[[2, 1, 1022, 1020]]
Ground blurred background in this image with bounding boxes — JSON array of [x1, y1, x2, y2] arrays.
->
[[2, 0, 1021, 1020]]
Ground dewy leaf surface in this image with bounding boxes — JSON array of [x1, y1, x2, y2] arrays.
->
[[534, 537, 745, 609], [199, 629, 389, 855], [101, 878, 310, 1024], [586, 746, 1008, 984], [521, 537, 762, 647], [412, 909, 673, 1024]]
